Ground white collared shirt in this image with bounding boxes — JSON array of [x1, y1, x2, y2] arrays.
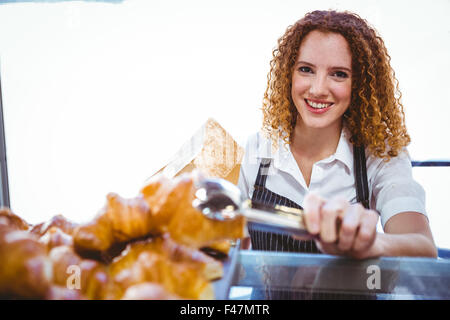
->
[[237, 128, 427, 228]]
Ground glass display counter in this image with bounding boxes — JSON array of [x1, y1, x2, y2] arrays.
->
[[229, 251, 450, 300]]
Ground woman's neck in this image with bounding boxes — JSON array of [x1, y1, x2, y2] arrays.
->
[[291, 117, 343, 161]]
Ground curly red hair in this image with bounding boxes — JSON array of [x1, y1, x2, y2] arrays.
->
[[262, 10, 410, 159]]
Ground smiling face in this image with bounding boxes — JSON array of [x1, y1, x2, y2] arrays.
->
[[291, 30, 353, 132]]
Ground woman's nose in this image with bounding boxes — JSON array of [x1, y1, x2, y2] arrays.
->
[[309, 74, 328, 97]]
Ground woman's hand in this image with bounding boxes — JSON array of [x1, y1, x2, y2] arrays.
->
[[300, 193, 381, 259]]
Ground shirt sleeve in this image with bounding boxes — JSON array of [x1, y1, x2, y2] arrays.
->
[[370, 149, 427, 228]]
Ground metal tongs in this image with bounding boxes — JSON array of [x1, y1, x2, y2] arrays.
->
[[192, 177, 314, 238]]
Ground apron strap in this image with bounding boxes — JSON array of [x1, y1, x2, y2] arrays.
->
[[254, 158, 271, 189], [353, 145, 370, 209]]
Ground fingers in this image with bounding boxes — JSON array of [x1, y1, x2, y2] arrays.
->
[[291, 233, 316, 241], [337, 204, 362, 251], [336, 205, 378, 253], [352, 210, 378, 252], [302, 193, 379, 257], [320, 197, 349, 243], [302, 193, 324, 235]]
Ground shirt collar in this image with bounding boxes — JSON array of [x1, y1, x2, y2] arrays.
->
[[333, 127, 354, 172], [256, 127, 354, 172]]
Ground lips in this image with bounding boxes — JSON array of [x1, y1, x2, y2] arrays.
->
[[304, 99, 334, 114]]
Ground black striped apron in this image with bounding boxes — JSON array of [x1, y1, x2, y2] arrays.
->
[[248, 145, 371, 299]]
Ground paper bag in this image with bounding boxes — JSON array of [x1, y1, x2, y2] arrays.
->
[[152, 118, 244, 185]]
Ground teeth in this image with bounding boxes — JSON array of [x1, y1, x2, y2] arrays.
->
[[306, 99, 332, 109]]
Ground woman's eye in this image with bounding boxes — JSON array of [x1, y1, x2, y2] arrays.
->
[[298, 66, 312, 73], [333, 71, 349, 78]]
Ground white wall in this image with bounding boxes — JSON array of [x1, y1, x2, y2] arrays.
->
[[0, 0, 449, 247]]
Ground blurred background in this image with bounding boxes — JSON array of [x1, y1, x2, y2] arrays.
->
[[0, 0, 449, 248]]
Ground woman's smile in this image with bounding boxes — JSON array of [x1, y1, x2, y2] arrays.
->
[[304, 98, 334, 113]]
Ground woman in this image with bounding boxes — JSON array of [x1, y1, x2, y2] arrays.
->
[[238, 10, 437, 259]]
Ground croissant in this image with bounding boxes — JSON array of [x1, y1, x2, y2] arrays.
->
[[0, 225, 52, 299], [50, 237, 212, 300], [141, 173, 245, 248], [45, 285, 84, 300], [0, 208, 30, 231], [73, 193, 154, 254], [74, 172, 245, 254], [48, 245, 118, 300], [140, 178, 231, 255], [109, 234, 220, 299], [156, 234, 224, 280], [164, 176, 245, 248], [73, 213, 114, 254], [39, 226, 74, 251], [121, 282, 180, 300], [202, 240, 232, 256], [0, 171, 244, 300], [31, 214, 78, 236], [110, 234, 223, 281], [111, 248, 213, 299], [1, 221, 122, 300], [140, 174, 190, 233]]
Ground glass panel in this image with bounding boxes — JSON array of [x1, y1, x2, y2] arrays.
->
[[231, 251, 450, 300]]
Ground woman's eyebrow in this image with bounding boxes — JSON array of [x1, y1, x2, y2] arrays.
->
[[296, 60, 352, 73]]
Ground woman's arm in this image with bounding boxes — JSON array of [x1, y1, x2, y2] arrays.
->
[[375, 211, 437, 258], [300, 194, 438, 259]]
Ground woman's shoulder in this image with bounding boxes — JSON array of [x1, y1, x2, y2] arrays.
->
[[365, 146, 413, 179]]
